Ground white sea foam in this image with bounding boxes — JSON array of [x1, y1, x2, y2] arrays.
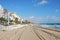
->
[[40, 25, 60, 29]]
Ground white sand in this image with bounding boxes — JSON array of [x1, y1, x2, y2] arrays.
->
[[0, 24, 60, 40], [0, 24, 25, 30]]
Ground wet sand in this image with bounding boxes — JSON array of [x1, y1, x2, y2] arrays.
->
[[0, 24, 60, 40]]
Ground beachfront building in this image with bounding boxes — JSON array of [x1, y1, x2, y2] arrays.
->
[[0, 5, 23, 25], [10, 12, 21, 21], [9, 12, 24, 24], [2, 9, 8, 19], [0, 5, 8, 25], [0, 5, 3, 17], [0, 5, 8, 19]]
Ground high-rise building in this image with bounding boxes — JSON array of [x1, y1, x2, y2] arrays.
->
[[0, 5, 3, 17], [0, 5, 8, 19]]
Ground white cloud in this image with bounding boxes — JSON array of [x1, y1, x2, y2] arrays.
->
[[37, 0, 48, 5], [51, 16, 60, 21], [29, 16, 35, 19], [23, 16, 35, 20], [24, 16, 60, 23], [24, 16, 41, 23], [55, 10, 59, 13], [32, 0, 48, 6]]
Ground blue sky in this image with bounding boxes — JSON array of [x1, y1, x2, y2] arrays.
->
[[0, 0, 60, 23]]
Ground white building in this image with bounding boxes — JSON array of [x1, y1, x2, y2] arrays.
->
[[10, 12, 21, 21], [0, 5, 23, 24], [0, 5, 3, 17], [0, 5, 8, 19]]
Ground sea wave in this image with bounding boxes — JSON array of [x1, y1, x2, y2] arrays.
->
[[39, 24, 60, 29]]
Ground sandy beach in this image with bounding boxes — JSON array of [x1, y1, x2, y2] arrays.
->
[[0, 24, 60, 40]]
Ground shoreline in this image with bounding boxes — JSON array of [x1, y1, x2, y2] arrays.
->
[[0, 23, 60, 31]]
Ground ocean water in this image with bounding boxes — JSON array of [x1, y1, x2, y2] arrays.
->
[[39, 23, 60, 29]]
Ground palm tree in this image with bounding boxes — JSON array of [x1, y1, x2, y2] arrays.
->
[[0, 17, 7, 25], [15, 18, 19, 24]]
